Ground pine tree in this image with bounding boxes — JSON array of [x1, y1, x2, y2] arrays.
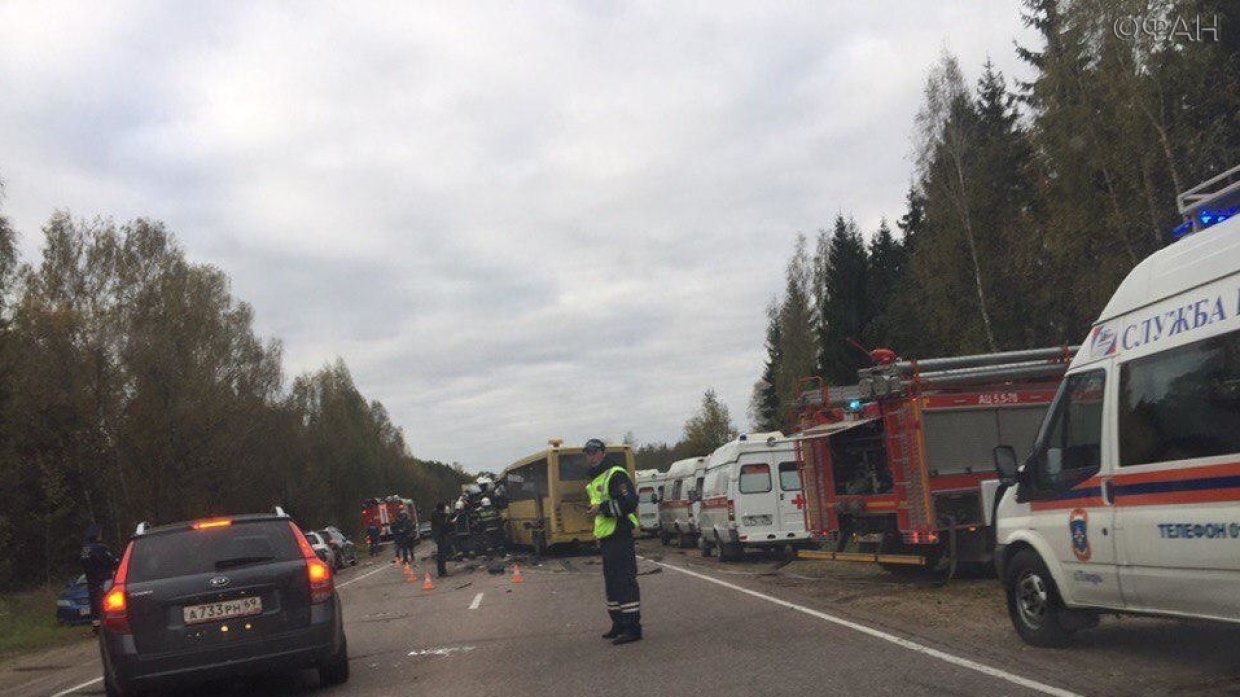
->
[[815, 215, 869, 385], [863, 218, 904, 349], [749, 299, 782, 431], [773, 235, 816, 431]]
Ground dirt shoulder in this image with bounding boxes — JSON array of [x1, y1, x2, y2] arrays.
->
[[638, 538, 1240, 697]]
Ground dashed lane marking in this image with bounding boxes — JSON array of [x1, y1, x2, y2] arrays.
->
[[49, 676, 102, 697], [469, 592, 484, 610], [643, 556, 1083, 697], [338, 563, 391, 588]]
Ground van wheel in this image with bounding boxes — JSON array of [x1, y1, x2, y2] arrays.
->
[[319, 637, 350, 686], [717, 541, 739, 562], [700, 536, 714, 557], [1006, 549, 1074, 648]]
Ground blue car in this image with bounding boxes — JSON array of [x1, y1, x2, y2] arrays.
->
[[56, 575, 94, 625]]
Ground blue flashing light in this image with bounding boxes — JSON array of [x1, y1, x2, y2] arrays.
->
[[1170, 220, 1193, 240], [847, 399, 862, 411], [1198, 207, 1238, 230]]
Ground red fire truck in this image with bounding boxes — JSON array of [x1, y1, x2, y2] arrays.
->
[[794, 346, 1076, 574], [362, 495, 417, 541]]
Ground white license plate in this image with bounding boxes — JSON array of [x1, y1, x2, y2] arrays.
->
[[183, 596, 262, 625], [78, 607, 91, 616]]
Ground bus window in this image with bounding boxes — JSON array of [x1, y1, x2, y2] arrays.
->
[[508, 461, 548, 500], [558, 452, 625, 481]]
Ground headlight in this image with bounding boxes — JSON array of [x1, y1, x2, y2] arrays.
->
[[57, 599, 73, 608]]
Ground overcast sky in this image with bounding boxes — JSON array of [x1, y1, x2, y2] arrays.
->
[[0, 2, 1040, 471]]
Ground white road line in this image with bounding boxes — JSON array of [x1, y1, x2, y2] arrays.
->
[[338, 563, 391, 588], [644, 557, 1083, 697], [469, 592, 484, 610], [49, 676, 102, 697]]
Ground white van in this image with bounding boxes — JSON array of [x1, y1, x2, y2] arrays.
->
[[697, 432, 809, 561], [657, 457, 704, 547], [993, 168, 1240, 646], [634, 468, 660, 537]]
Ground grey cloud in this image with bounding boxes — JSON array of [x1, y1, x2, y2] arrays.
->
[[0, 1, 1039, 467]]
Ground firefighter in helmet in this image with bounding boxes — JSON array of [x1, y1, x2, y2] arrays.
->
[[584, 438, 642, 644]]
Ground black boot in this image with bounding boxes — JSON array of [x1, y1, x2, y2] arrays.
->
[[611, 614, 642, 645], [602, 610, 623, 639]]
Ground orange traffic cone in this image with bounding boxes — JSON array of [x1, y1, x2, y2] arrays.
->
[[403, 565, 415, 583], [422, 573, 435, 591], [511, 565, 524, 584]]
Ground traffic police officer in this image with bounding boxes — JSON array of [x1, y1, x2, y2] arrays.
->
[[584, 438, 642, 645]]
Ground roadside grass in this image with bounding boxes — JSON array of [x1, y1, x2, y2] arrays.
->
[[0, 585, 93, 659]]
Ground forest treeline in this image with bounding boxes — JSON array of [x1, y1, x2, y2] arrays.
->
[[626, 0, 1240, 469], [748, 0, 1240, 432], [0, 213, 471, 590]]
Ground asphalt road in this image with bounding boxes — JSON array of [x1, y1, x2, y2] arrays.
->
[[5, 542, 1083, 697]]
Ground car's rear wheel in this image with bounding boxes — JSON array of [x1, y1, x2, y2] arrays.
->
[[319, 637, 350, 686]]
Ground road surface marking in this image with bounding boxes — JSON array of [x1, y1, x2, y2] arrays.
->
[[469, 592, 484, 610], [644, 557, 1083, 697], [49, 677, 102, 697], [338, 563, 390, 588]]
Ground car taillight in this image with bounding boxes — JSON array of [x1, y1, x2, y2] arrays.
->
[[290, 523, 334, 604], [103, 542, 134, 634], [192, 517, 233, 530]]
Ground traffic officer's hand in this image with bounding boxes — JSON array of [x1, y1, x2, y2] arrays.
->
[[587, 504, 599, 516]]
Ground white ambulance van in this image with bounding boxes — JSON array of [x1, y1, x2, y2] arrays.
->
[[697, 433, 809, 561], [635, 468, 660, 537], [993, 166, 1240, 646], [657, 457, 704, 547]]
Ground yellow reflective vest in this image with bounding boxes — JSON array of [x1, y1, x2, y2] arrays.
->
[[588, 465, 640, 539]]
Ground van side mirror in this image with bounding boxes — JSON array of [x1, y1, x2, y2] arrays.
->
[[993, 446, 1019, 485]]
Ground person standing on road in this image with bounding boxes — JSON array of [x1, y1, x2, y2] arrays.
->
[[79, 524, 118, 631], [584, 438, 642, 645], [367, 523, 381, 557], [431, 502, 452, 577], [392, 510, 414, 566]]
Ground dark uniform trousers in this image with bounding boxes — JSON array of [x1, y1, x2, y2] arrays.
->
[[601, 527, 641, 629]]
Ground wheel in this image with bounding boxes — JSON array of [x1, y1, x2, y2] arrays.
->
[[699, 534, 714, 557], [319, 637, 350, 686], [533, 532, 547, 558], [1005, 549, 1075, 647], [717, 540, 740, 562]]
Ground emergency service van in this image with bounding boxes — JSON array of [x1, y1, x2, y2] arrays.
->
[[635, 468, 660, 537], [993, 166, 1240, 646], [658, 457, 704, 547], [697, 433, 809, 561]]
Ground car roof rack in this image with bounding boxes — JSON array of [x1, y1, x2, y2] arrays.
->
[[1178, 163, 1240, 234], [134, 521, 149, 536], [273, 506, 288, 518]]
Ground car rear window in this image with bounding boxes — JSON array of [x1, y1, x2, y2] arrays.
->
[[127, 521, 303, 583]]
